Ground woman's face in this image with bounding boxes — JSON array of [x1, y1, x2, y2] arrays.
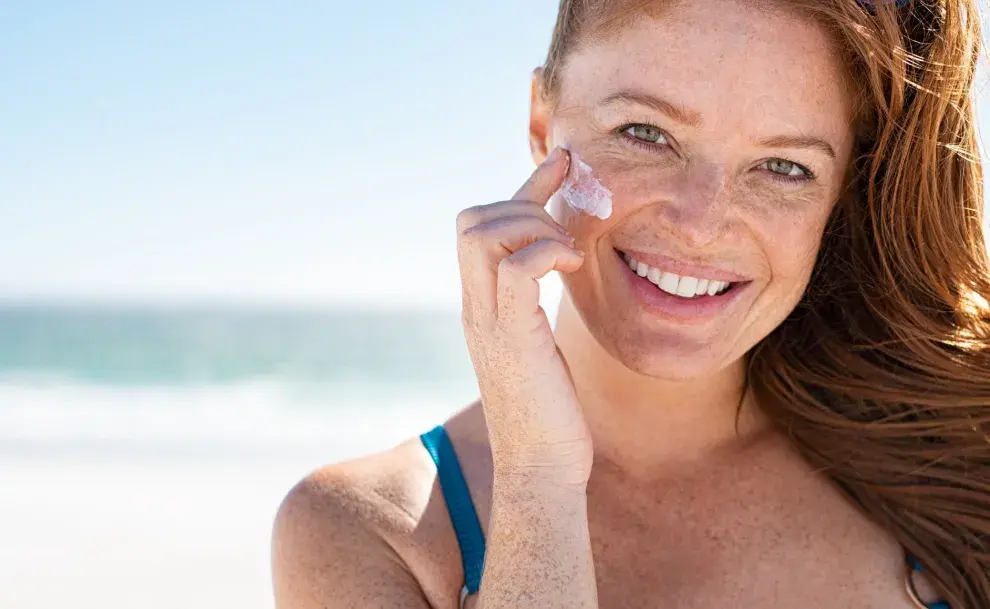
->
[[536, 0, 857, 379]]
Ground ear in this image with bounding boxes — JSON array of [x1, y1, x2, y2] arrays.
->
[[529, 67, 554, 165]]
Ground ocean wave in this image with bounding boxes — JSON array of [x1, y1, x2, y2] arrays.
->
[[0, 377, 475, 459]]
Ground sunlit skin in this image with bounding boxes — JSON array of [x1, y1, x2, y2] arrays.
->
[[539, 8, 856, 381], [272, 2, 943, 608]]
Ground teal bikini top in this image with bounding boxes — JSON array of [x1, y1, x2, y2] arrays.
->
[[420, 425, 951, 608]]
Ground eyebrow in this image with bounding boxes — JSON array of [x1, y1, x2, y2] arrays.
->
[[599, 89, 703, 127], [598, 88, 836, 159], [755, 134, 836, 159]]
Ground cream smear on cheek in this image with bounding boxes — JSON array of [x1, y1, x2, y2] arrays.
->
[[556, 150, 613, 219]]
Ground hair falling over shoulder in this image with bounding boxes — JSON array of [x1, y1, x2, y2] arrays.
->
[[748, 1, 990, 606], [545, 0, 990, 606]]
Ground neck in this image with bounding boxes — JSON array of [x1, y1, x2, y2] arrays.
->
[[553, 294, 772, 480]]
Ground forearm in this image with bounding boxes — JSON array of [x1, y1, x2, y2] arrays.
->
[[476, 476, 598, 609]]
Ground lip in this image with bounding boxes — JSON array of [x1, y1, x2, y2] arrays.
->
[[614, 250, 750, 323], [617, 248, 750, 283]]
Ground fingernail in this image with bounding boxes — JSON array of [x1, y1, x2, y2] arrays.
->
[[558, 146, 571, 175], [546, 146, 562, 163]]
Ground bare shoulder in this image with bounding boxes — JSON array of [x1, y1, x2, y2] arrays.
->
[[272, 405, 489, 609], [271, 437, 435, 608], [750, 433, 944, 608]]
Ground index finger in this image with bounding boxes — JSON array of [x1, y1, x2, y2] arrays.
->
[[511, 146, 571, 205]]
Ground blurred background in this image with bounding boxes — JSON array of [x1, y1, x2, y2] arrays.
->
[[0, 2, 987, 608]]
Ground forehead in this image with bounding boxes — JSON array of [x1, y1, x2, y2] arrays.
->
[[557, 1, 856, 140]]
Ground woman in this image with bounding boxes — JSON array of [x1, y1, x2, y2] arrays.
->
[[272, 0, 990, 607]]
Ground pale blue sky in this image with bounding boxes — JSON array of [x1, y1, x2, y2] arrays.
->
[[1, 2, 987, 307]]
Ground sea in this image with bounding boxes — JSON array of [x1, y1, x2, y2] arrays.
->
[[0, 302, 480, 462], [0, 301, 482, 609]]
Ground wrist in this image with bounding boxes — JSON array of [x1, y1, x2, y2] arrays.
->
[[492, 467, 589, 499]]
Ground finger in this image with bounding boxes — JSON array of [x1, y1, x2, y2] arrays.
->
[[511, 146, 571, 205], [456, 200, 567, 235], [462, 215, 574, 255], [459, 216, 574, 329], [496, 239, 584, 329]]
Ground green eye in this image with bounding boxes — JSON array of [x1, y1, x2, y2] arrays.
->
[[765, 158, 809, 178], [625, 124, 666, 145]]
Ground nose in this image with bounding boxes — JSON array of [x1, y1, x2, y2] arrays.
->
[[655, 159, 731, 248]]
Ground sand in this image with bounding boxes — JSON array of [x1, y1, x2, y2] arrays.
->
[[0, 423, 435, 609]]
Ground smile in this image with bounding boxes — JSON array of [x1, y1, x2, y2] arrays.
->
[[619, 251, 735, 298], [613, 248, 750, 322]]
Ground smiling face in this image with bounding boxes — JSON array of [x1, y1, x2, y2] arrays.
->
[[533, 0, 858, 379]]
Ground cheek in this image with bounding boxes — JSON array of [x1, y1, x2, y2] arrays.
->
[[766, 221, 822, 276], [744, 190, 833, 299], [548, 123, 675, 236], [549, 154, 664, 240]]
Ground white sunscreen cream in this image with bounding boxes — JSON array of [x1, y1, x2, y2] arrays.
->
[[557, 150, 613, 219]]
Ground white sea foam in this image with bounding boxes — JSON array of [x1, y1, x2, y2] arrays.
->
[[0, 376, 472, 461]]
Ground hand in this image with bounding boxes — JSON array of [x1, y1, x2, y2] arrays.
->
[[457, 147, 593, 489]]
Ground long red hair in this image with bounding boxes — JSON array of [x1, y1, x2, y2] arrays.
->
[[541, 1, 990, 606]]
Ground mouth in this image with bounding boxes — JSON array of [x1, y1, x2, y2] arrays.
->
[[616, 249, 746, 299]]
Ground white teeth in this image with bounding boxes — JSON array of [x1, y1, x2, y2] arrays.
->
[[676, 276, 699, 297], [659, 272, 680, 295], [623, 253, 734, 298]]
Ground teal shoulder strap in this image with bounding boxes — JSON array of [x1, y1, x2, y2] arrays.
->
[[420, 425, 486, 594]]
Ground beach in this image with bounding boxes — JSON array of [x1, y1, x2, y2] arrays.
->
[[1, 455, 296, 609], [0, 304, 483, 609]]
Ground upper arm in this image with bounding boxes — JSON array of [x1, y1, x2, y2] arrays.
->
[[271, 471, 434, 609]]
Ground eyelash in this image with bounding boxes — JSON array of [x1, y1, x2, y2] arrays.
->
[[615, 122, 816, 185]]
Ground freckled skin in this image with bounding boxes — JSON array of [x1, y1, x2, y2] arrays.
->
[[271, 2, 939, 608], [547, 9, 854, 380]]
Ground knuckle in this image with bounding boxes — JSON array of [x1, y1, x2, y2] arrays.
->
[[458, 224, 492, 251], [457, 201, 514, 233], [459, 223, 483, 240], [456, 206, 483, 233]]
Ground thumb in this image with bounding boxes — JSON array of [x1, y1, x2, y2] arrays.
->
[[512, 146, 571, 205]]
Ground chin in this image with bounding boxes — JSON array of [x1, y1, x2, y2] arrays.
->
[[605, 319, 744, 380], [562, 283, 746, 381]]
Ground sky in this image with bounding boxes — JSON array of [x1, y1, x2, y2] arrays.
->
[[1, 1, 988, 308]]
